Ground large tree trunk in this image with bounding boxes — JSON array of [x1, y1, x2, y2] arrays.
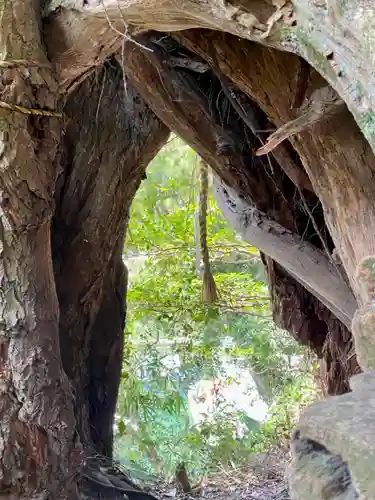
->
[[3, 0, 375, 497], [52, 60, 169, 459], [0, 2, 82, 498], [0, 7, 168, 489]]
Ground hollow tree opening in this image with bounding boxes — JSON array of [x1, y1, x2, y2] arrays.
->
[[2, 0, 375, 497], [117, 135, 321, 483], [121, 31, 360, 396]]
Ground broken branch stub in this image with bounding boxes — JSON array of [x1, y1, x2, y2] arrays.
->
[[256, 86, 345, 156]]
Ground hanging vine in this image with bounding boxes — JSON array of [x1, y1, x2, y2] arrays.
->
[[198, 158, 218, 304]]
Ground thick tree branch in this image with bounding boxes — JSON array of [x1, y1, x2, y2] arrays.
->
[[213, 177, 357, 329], [42, 1, 375, 162]]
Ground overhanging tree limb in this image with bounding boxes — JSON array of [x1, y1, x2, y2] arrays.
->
[[43, 1, 375, 160], [213, 177, 357, 329]]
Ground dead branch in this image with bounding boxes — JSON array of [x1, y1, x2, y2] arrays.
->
[[256, 87, 345, 156], [213, 176, 357, 328]]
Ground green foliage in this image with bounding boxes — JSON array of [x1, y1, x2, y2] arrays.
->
[[116, 136, 316, 482]]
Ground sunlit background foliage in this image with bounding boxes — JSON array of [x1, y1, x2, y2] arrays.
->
[[115, 137, 317, 483]]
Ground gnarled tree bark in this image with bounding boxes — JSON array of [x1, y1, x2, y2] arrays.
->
[[2, 0, 375, 497], [52, 59, 169, 458], [0, 1, 82, 498]]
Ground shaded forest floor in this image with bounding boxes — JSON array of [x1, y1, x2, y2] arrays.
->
[[152, 449, 290, 500]]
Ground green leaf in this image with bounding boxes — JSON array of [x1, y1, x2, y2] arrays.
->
[[118, 420, 126, 437]]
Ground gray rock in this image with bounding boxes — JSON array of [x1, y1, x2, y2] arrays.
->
[[288, 370, 375, 499], [288, 431, 358, 500]]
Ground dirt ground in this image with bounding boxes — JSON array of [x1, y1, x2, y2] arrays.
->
[[153, 449, 290, 500]]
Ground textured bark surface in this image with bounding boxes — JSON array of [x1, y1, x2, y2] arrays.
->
[[0, 1, 81, 498], [2, 0, 375, 497], [52, 60, 169, 454]]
